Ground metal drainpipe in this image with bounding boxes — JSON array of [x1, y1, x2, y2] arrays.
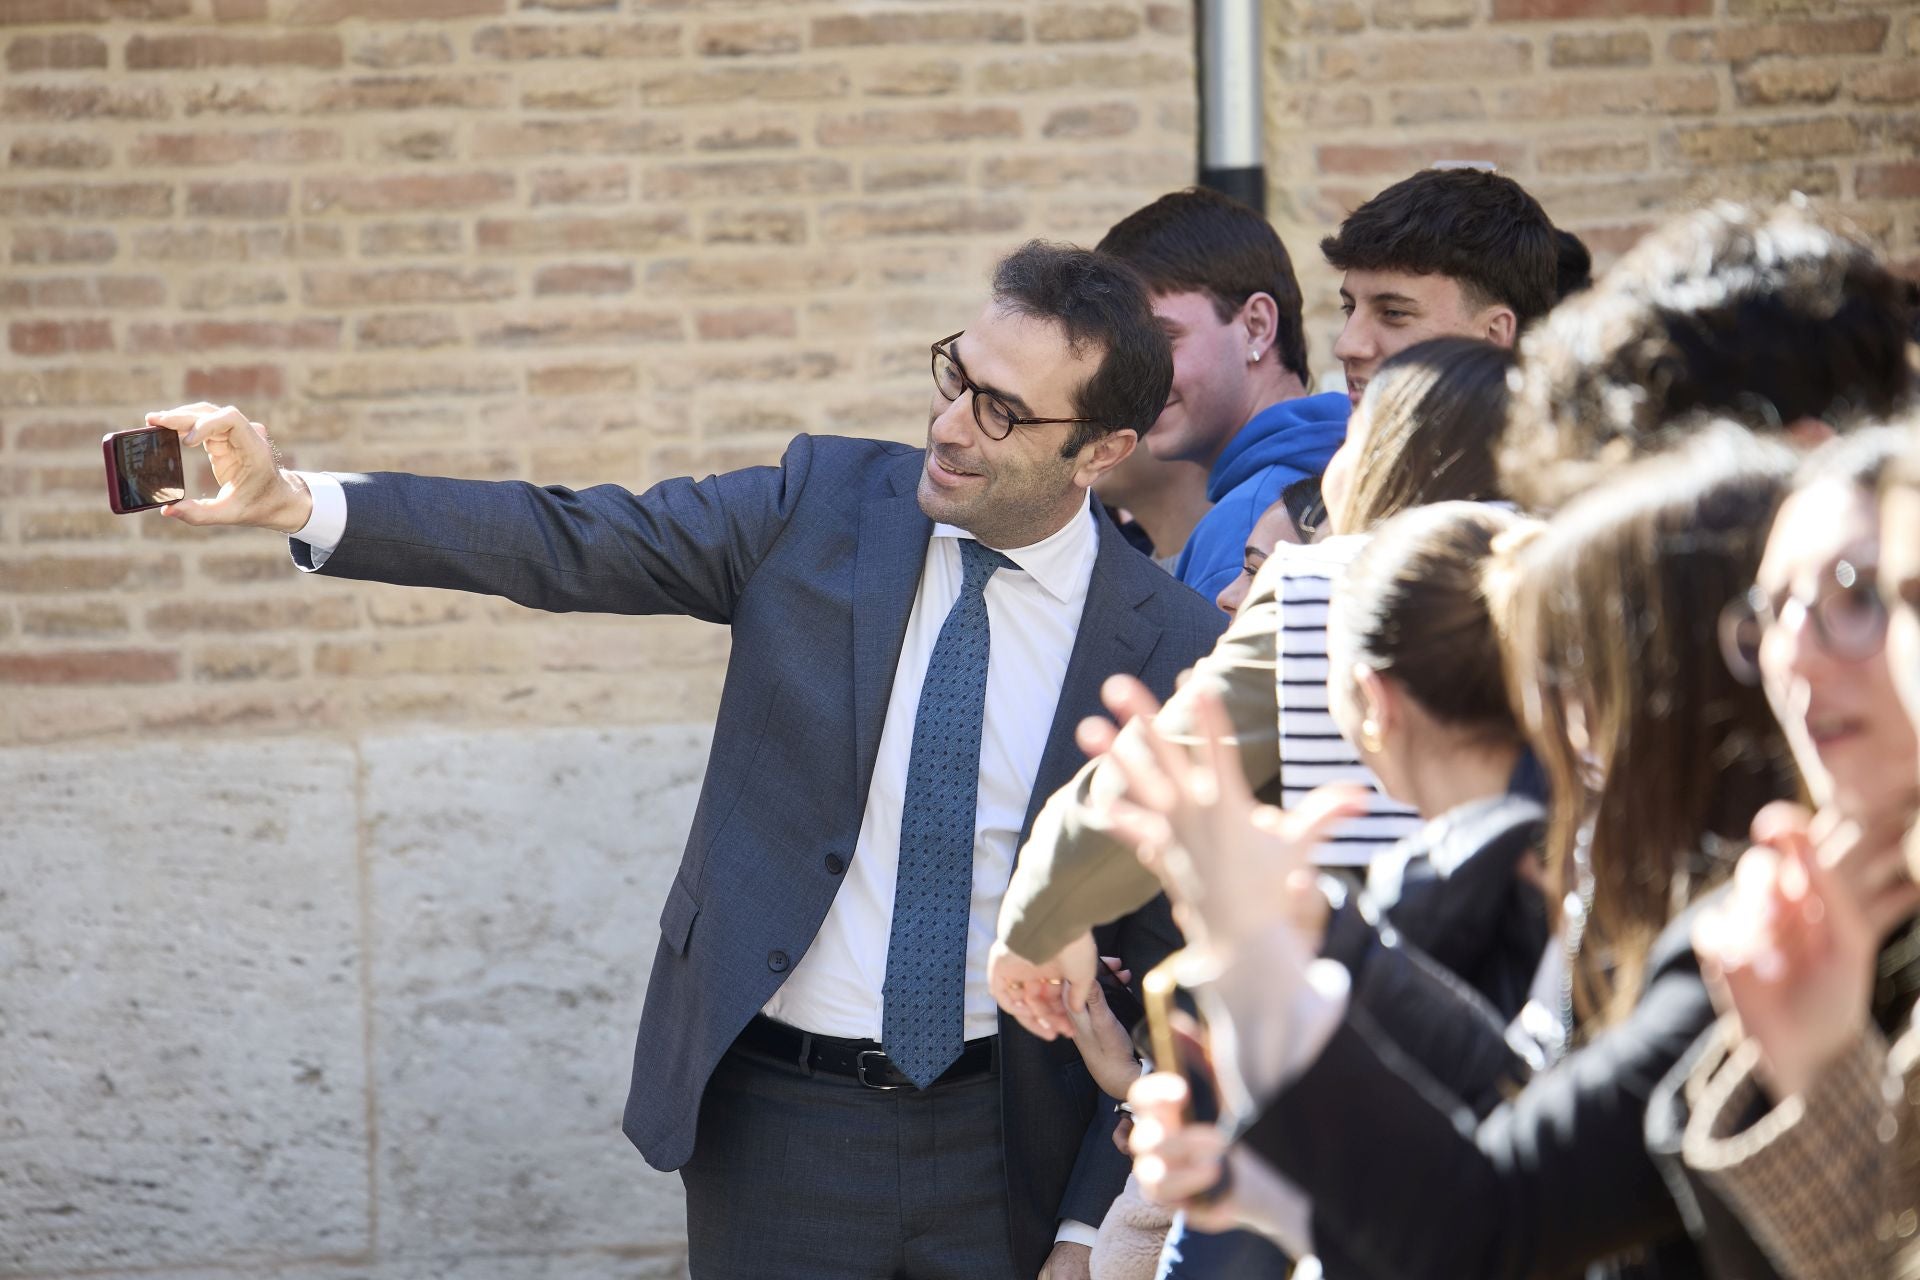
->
[[1197, 0, 1266, 214]]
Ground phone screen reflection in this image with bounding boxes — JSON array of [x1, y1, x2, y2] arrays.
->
[[113, 430, 185, 509]]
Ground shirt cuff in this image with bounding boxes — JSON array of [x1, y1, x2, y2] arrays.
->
[[291, 471, 346, 569], [1055, 1219, 1098, 1249]]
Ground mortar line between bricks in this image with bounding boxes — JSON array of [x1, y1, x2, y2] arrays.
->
[[353, 736, 381, 1259]]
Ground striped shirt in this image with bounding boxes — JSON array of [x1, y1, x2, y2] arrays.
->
[[1270, 535, 1421, 865]]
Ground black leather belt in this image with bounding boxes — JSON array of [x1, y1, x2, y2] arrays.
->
[[737, 1014, 998, 1090]]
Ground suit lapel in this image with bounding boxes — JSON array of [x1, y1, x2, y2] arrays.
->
[[852, 453, 934, 810], [1017, 511, 1163, 847]]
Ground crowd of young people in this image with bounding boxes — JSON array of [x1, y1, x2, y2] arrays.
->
[[992, 189, 1920, 1278]]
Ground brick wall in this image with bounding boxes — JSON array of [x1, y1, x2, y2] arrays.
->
[[1262, 0, 1920, 385], [0, 0, 1197, 748]]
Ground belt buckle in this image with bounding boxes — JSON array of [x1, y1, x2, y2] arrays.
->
[[855, 1049, 908, 1091]]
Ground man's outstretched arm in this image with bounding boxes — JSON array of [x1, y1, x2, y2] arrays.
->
[[147, 401, 810, 624]]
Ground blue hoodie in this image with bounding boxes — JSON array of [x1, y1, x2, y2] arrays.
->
[[1174, 391, 1350, 603]]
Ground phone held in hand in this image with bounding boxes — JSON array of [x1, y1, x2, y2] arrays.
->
[[103, 426, 185, 515], [1139, 957, 1235, 1204]]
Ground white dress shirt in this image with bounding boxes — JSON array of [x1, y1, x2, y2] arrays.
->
[[762, 496, 1096, 1043]]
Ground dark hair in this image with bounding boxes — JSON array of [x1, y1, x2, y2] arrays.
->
[[1504, 425, 1797, 1028], [1280, 474, 1324, 541], [1336, 502, 1531, 749], [1338, 337, 1515, 532], [1320, 168, 1559, 326], [990, 240, 1174, 455], [1097, 187, 1310, 385], [1554, 228, 1593, 301], [1501, 198, 1917, 512]]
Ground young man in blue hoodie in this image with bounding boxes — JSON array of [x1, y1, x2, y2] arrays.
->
[[1098, 188, 1348, 603]]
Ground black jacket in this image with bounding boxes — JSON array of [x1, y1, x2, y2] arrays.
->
[[1368, 793, 1551, 1024], [1246, 900, 1722, 1280]]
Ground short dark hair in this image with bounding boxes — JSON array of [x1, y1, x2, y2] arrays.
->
[[990, 240, 1173, 455], [1320, 168, 1559, 326], [1500, 198, 1917, 511], [1097, 187, 1310, 385], [1554, 228, 1593, 301]]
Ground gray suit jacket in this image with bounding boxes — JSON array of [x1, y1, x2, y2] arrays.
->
[[300, 434, 1228, 1274]]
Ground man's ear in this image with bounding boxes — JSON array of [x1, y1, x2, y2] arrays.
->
[[1238, 291, 1280, 362], [1483, 306, 1520, 349], [1074, 428, 1137, 490]]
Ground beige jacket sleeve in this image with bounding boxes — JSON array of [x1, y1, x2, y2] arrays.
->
[[997, 558, 1286, 963], [1683, 1015, 1920, 1280]]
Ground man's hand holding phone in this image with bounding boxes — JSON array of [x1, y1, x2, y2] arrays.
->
[[144, 403, 313, 533]]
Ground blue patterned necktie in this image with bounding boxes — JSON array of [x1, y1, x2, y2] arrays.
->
[[882, 537, 1015, 1089]]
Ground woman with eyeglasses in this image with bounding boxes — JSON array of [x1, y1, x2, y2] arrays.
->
[[1660, 427, 1920, 1279]]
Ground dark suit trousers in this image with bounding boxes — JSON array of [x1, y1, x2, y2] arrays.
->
[[681, 1041, 1020, 1280]]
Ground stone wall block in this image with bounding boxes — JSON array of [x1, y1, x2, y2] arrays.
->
[[0, 742, 368, 1273], [359, 726, 709, 1256]]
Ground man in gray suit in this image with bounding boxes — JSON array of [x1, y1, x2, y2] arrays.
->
[[146, 241, 1228, 1280]]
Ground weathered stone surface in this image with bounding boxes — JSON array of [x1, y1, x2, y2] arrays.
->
[[0, 728, 705, 1274], [72, 1252, 687, 1280], [0, 741, 368, 1272], [359, 726, 706, 1257]]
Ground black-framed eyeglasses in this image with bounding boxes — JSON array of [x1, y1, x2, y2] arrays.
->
[[930, 331, 1101, 441], [1718, 557, 1888, 683]]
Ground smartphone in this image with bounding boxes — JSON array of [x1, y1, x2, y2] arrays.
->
[[1139, 959, 1233, 1205], [1140, 960, 1223, 1126], [103, 426, 186, 514]]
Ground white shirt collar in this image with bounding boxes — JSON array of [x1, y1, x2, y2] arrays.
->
[[932, 490, 1096, 606]]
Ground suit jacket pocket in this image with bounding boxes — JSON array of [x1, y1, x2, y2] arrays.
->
[[659, 875, 701, 957]]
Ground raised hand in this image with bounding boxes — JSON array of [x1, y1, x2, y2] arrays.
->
[[145, 402, 313, 533], [1693, 804, 1897, 1101], [1076, 674, 1365, 955]]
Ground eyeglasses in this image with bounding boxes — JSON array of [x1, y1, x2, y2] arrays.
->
[[1718, 557, 1888, 683], [930, 331, 1101, 441]]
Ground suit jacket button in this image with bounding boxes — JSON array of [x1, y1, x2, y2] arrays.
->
[[768, 950, 789, 973], [824, 854, 846, 875]]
